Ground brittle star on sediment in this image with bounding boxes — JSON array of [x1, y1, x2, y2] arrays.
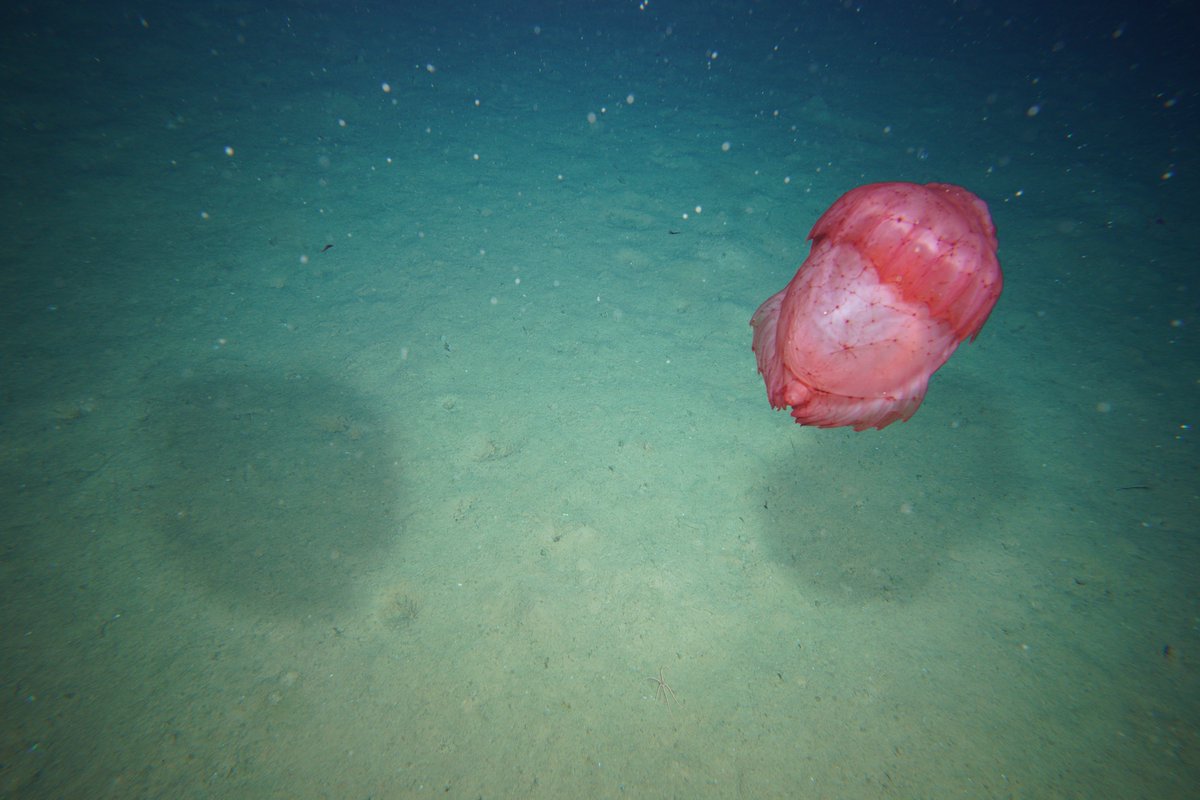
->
[[648, 666, 677, 710]]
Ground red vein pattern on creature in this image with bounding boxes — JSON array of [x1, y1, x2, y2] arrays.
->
[[750, 182, 1003, 431]]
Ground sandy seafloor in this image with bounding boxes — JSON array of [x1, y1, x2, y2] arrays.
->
[[1, 1, 1197, 797]]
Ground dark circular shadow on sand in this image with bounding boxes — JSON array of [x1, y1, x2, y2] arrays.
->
[[757, 377, 1018, 607], [141, 366, 402, 615]]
